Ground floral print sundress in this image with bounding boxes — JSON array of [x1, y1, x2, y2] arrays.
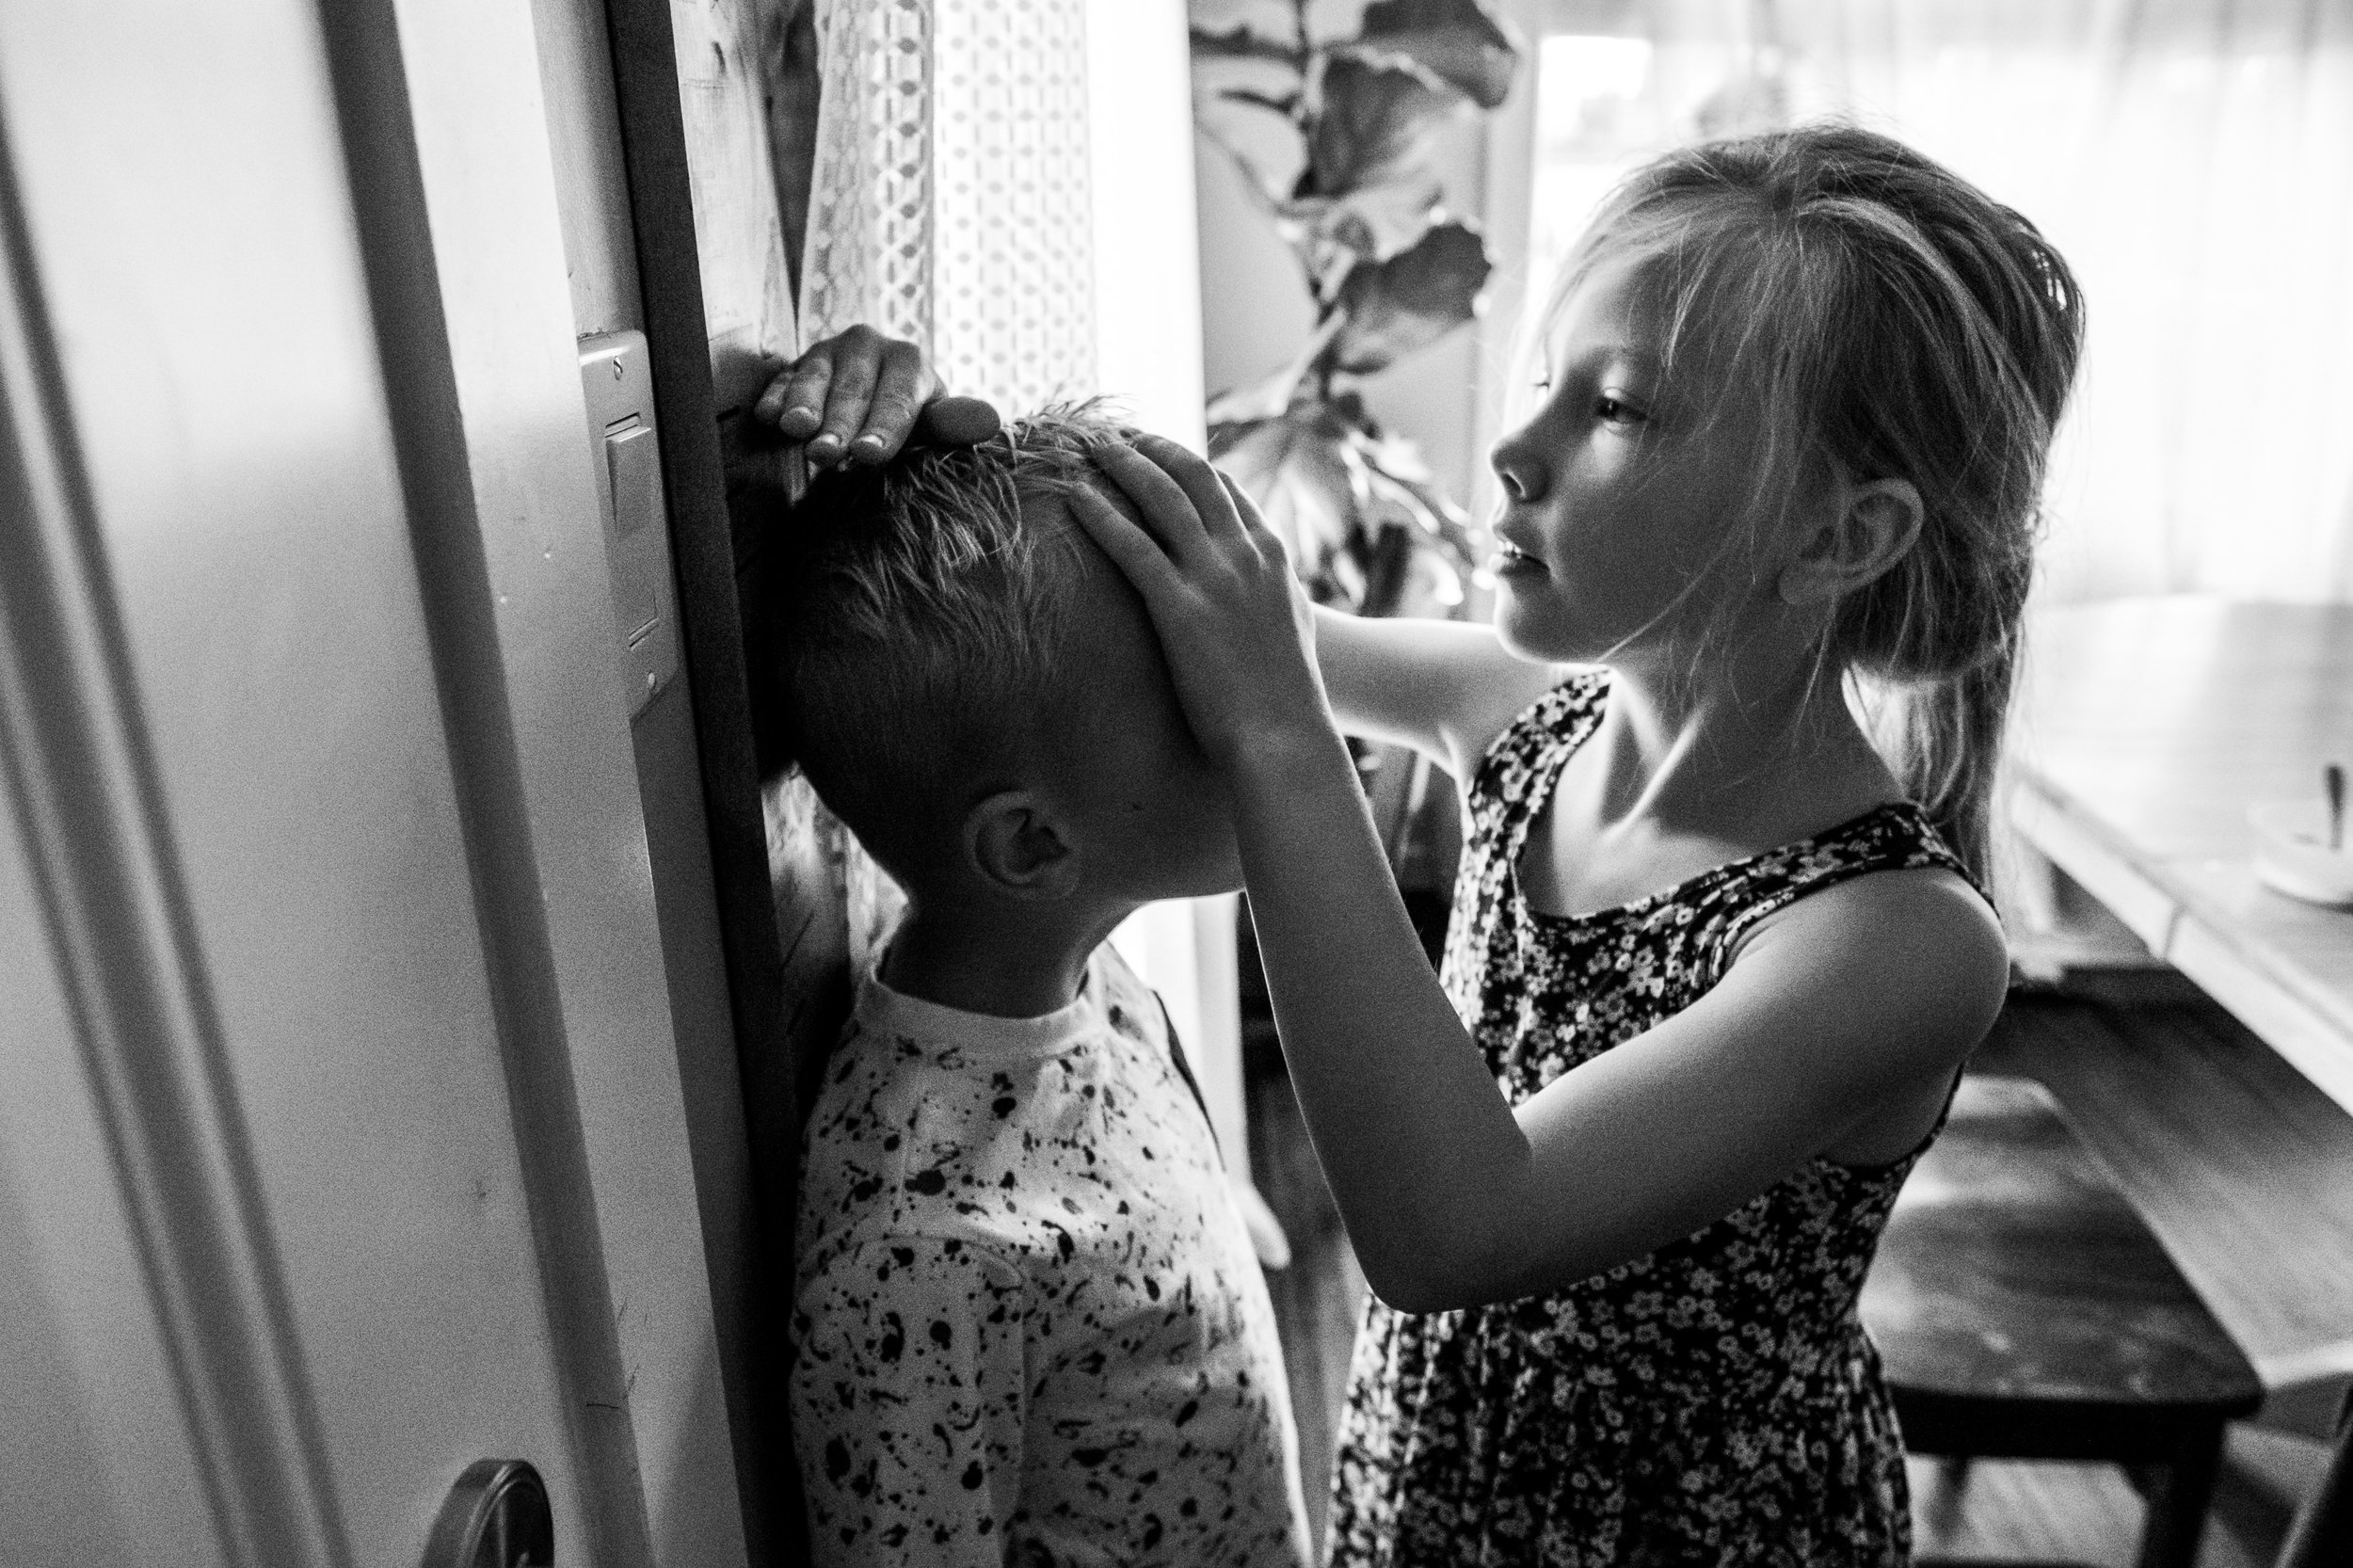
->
[[1327, 673, 1971, 1568]]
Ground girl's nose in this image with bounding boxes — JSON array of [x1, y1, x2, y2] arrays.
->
[[1491, 426, 1545, 504]]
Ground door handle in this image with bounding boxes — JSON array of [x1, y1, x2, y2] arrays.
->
[[422, 1459, 553, 1568]]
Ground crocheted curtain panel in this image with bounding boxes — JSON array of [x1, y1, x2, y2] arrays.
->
[[802, 0, 1096, 408]]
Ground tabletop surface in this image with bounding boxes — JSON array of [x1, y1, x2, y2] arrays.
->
[[2009, 596, 2353, 1107], [2013, 597, 2353, 859]]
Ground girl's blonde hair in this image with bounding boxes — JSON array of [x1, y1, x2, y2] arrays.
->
[[1553, 122, 2084, 883]]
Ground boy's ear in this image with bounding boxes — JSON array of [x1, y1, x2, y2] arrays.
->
[[1778, 476, 1925, 607], [963, 790, 1080, 900]]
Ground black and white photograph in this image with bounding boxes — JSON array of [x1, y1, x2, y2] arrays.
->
[[3, 2, 2351, 1565]]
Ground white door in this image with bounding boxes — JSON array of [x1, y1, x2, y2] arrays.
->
[[0, 2, 746, 1565]]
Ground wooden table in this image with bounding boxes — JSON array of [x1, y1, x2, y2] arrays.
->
[[2009, 597, 2353, 1114]]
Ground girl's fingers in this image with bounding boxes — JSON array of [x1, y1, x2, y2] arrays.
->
[[757, 351, 834, 439], [1130, 433, 1247, 544], [847, 339, 938, 464], [757, 328, 968, 462], [751, 360, 790, 424], [1091, 442, 1214, 562], [1064, 486, 1188, 600], [808, 328, 884, 466]]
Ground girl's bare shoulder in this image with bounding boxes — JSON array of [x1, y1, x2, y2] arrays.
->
[[1733, 863, 2007, 1064]]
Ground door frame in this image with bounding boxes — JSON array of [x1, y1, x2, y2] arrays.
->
[[600, 2, 814, 1559]]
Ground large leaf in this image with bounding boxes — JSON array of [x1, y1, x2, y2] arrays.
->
[[1189, 22, 1302, 68], [1209, 395, 1482, 616], [1209, 404, 1364, 606], [1305, 51, 1464, 200], [1349, 422, 1479, 574], [1321, 218, 1491, 376], [1194, 97, 1308, 212], [1205, 347, 1322, 427], [1273, 180, 1442, 304], [1189, 11, 1309, 206], [1358, 0, 1525, 109]]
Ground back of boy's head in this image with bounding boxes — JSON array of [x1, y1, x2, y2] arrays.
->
[[1555, 120, 2087, 882], [749, 401, 1132, 882]]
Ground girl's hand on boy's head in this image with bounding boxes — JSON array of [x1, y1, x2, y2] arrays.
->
[[753, 325, 1001, 467], [1070, 437, 1337, 775]]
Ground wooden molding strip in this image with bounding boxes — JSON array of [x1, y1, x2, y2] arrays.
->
[[601, 2, 803, 1560]]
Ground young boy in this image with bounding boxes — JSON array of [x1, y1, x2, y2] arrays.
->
[[760, 407, 1312, 1568]]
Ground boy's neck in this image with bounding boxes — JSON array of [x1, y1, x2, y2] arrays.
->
[[880, 896, 1138, 1020]]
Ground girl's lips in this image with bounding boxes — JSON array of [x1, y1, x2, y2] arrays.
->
[[1492, 537, 1544, 576]]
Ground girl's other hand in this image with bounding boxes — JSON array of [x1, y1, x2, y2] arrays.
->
[[1071, 437, 1336, 773], [751, 326, 1000, 467]]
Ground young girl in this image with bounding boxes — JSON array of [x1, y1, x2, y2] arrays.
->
[[1064, 123, 2086, 1565]]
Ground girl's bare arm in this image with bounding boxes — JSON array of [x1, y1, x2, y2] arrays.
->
[[1312, 607, 1566, 782], [1232, 738, 2004, 1310]]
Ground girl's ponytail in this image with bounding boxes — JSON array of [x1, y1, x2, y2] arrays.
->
[[1853, 642, 2022, 892], [1821, 157, 2084, 887]]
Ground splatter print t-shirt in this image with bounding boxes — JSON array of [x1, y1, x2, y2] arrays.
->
[[792, 944, 1313, 1568]]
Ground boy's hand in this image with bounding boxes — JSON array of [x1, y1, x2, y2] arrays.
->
[[752, 325, 1000, 467], [1070, 437, 1335, 774]]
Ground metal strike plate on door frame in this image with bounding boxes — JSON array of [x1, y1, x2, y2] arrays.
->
[[579, 330, 680, 718], [421, 1458, 553, 1568]]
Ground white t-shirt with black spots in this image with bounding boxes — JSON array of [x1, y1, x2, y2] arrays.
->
[[790, 945, 1313, 1568]]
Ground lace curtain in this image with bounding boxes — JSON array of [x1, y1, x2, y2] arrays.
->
[[1523, 0, 2353, 604], [802, 0, 1097, 408], [799, 0, 933, 349], [782, 0, 1101, 971]]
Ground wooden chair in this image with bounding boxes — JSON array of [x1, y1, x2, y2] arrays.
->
[[1886, 1382, 2353, 1568], [2275, 1384, 2353, 1566], [1861, 1075, 2265, 1568]]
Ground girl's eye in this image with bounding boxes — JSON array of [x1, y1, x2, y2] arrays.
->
[[1594, 394, 1645, 425]]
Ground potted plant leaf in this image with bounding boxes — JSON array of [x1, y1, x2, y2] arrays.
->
[[1192, 0, 1524, 943]]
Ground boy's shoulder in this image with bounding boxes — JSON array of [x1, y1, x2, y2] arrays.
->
[[796, 943, 1208, 1278], [793, 1017, 1038, 1287]]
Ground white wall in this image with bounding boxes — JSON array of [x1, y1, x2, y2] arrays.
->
[[1086, 0, 1253, 1176], [1087, 0, 1209, 447]]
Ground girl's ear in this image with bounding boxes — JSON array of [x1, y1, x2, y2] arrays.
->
[[1777, 476, 1925, 606], [964, 790, 1080, 899]]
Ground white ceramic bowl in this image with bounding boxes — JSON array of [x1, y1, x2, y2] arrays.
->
[[2251, 800, 2353, 908]]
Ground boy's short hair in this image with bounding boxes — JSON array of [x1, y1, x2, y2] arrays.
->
[[748, 401, 1133, 876]]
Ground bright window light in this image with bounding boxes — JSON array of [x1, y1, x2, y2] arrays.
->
[[1528, 36, 1657, 309], [1537, 33, 1654, 134]]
